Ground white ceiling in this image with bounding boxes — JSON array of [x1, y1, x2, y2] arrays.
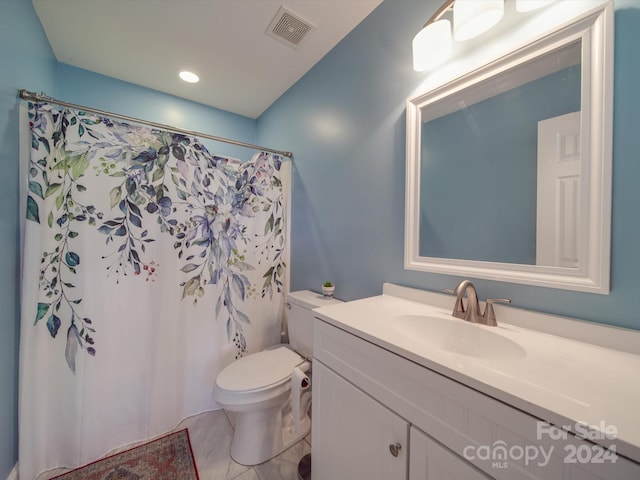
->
[[33, 0, 382, 119]]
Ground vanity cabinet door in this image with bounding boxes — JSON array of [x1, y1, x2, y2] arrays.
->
[[410, 426, 492, 480], [312, 361, 408, 480]]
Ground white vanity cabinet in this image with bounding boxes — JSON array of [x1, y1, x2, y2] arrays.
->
[[313, 361, 408, 479], [313, 361, 491, 480], [312, 318, 640, 480]]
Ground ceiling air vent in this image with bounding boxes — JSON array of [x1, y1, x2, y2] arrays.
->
[[266, 6, 314, 48]]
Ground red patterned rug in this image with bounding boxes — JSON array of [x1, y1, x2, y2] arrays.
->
[[51, 429, 199, 480]]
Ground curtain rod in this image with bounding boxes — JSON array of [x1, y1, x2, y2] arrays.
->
[[19, 89, 293, 158]]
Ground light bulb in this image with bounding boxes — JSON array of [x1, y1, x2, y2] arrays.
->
[[413, 19, 453, 72], [179, 71, 200, 83], [453, 0, 504, 42]]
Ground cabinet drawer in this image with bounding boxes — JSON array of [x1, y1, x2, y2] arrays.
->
[[314, 319, 639, 480]]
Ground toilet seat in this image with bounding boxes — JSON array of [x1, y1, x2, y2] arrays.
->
[[214, 346, 304, 406]]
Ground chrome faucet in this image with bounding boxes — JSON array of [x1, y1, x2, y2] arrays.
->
[[445, 280, 510, 327]]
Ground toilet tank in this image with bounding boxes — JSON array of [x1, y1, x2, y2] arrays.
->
[[287, 290, 342, 359]]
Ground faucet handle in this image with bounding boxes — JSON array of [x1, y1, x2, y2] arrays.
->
[[443, 288, 455, 295], [483, 298, 511, 326]]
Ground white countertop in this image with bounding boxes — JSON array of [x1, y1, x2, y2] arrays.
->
[[313, 286, 640, 463]]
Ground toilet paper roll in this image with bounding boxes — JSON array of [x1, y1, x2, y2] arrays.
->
[[291, 366, 311, 434]]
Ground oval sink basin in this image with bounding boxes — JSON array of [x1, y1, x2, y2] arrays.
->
[[393, 315, 526, 361]]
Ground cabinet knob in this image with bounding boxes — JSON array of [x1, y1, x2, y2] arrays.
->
[[388, 442, 402, 457]]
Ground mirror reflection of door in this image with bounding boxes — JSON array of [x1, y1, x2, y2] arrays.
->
[[536, 112, 581, 267]]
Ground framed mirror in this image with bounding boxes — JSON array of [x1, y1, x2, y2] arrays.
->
[[405, 2, 613, 293]]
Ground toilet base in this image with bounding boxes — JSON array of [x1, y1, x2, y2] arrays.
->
[[230, 404, 311, 466]]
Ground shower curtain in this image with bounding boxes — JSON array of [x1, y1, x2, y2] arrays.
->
[[19, 103, 288, 478]]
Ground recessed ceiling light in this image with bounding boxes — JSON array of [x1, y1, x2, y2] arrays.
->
[[179, 71, 199, 83]]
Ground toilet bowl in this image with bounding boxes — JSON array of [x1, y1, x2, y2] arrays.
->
[[213, 290, 342, 466]]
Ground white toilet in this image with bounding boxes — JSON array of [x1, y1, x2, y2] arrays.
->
[[213, 290, 342, 465]]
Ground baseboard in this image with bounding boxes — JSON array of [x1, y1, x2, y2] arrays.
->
[[6, 463, 18, 480]]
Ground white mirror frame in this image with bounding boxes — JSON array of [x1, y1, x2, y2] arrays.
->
[[405, 1, 613, 293]]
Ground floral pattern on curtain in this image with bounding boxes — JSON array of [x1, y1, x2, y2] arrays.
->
[[26, 103, 286, 371]]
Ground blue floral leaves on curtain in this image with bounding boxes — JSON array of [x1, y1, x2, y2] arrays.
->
[[27, 103, 286, 371]]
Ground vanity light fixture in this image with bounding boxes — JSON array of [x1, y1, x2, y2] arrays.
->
[[413, 0, 504, 71], [413, 0, 559, 71], [178, 70, 200, 83]]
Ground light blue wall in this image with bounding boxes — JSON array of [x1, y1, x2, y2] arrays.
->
[[258, 0, 424, 299], [0, 0, 57, 476], [258, 0, 640, 331]]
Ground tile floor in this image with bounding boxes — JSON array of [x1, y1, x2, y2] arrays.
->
[[38, 409, 311, 480]]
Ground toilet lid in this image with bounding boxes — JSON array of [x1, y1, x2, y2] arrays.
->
[[216, 346, 302, 393]]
